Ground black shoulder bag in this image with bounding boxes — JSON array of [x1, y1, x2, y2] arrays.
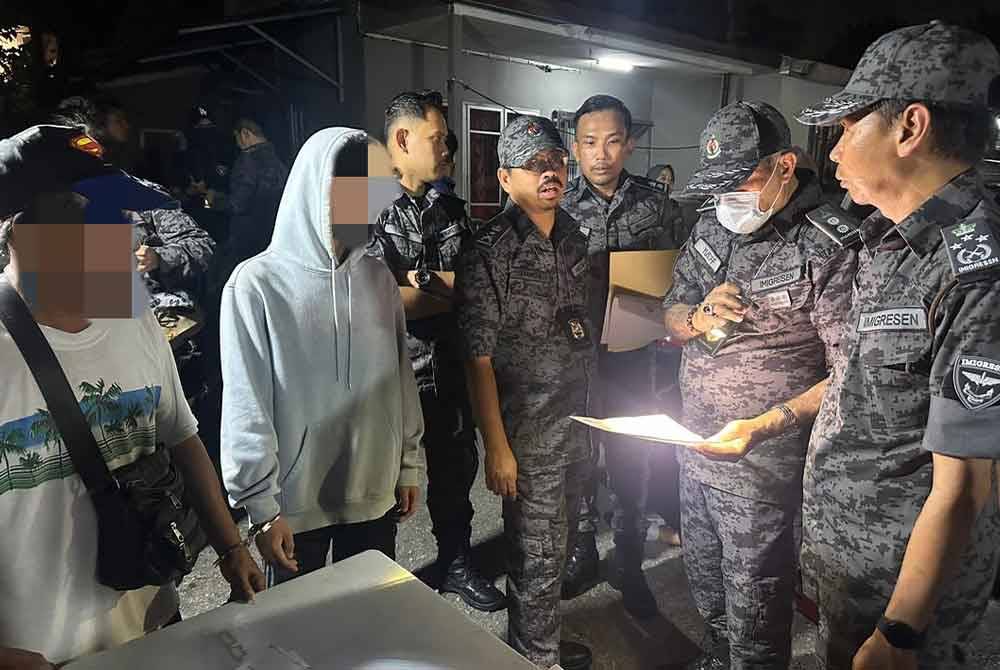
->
[[0, 277, 207, 590]]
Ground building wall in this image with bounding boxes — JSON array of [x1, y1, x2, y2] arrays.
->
[[649, 73, 726, 189], [365, 36, 728, 198]]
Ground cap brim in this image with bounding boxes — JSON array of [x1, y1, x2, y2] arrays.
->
[[677, 161, 757, 199], [795, 91, 878, 127]]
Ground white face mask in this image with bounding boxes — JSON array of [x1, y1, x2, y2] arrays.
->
[[715, 161, 783, 234]]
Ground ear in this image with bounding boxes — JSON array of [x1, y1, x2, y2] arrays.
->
[[896, 103, 933, 159], [572, 140, 581, 163], [395, 127, 409, 154], [497, 168, 512, 195], [624, 134, 637, 156], [779, 151, 798, 183]]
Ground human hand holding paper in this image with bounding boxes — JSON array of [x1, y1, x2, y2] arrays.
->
[[570, 414, 709, 446]]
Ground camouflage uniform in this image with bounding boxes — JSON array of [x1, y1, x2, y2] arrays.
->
[[455, 115, 595, 668], [560, 171, 686, 569], [367, 188, 480, 567], [663, 101, 859, 669]]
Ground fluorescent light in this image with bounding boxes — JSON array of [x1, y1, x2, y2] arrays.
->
[[596, 58, 634, 73]]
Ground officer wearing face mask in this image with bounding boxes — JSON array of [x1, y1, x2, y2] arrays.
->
[[658, 101, 859, 670]]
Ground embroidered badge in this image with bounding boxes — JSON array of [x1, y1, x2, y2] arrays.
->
[[952, 356, 1000, 411], [705, 136, 721, 160], [694, 238, 722, 273], [751, 267, 802, 294], [526, 122, 542, 137], [857, 308, 928, 333], [942, 220, 1000, 279]]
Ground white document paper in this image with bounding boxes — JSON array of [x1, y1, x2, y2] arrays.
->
[[603, 291, 669, 352], [571, 414, 708, 446]]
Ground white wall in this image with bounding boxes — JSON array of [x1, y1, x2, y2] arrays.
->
[[729, 73, 842, 150], [365, 37, 727, 196], [649, 73, 725, 189]]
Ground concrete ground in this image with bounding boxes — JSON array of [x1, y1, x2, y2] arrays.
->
[[179, 453, 1000, 669]]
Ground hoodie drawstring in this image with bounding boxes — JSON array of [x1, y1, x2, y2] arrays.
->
[[346, 270, 353, 390]]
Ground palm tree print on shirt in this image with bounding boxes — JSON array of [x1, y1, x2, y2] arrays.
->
[[0, 379, 163, 496]]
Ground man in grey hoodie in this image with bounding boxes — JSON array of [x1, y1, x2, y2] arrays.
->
[[220, 128, 425, 584]]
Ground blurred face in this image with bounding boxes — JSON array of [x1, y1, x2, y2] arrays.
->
[[498, 149, 569, 212], [390, 107, 449, 186], [330, 141, 402, 250], [12, 192, 142, 318], [41, 33, 59, 67], [573, 110, 634, 189], [104, 110, 130, 145], [830, 109, 901, 210]]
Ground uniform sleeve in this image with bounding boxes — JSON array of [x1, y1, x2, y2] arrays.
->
[[808, 247, 859, 370], [656, 197, 687, 249], [146, 208, 216, 291], [143, 309, 199, 448], [365, 209, 407, 283], [455, 244, 502, 359], [661, 235, 706, 309], [923, 279, 1000, 459], [226, 153, 256, 217]]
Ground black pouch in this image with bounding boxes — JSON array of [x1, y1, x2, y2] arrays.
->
[[94, 448, 208, 590], [556, 305, 593, 351]]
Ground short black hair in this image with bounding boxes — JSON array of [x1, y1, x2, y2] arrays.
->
[[873, 99, 991, 165], [234, 117, 266, 138], [51, 96, 125, 144], [384, 90, 445, 140], [445, 129, 458, 160], [573, 95, 632, 136]]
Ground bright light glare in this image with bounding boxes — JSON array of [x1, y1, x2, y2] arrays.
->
[[596, 58, 635, 73]]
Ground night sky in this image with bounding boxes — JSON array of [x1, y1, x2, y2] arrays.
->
[[2, 0, 1000, 74]]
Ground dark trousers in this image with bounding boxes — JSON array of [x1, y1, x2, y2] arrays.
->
[[421, 388, 479, 566], [681, 475, 796, 670], [266, 510, 397, 587], [505, 459, 589, 668]]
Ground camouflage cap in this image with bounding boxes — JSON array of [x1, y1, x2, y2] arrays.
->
[[797, 21, 1000, 126], [680, 101, 791, 197], [498, 115, 565, 169]]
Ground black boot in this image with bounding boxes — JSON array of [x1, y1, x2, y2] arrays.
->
[[561, 531, 600, 600], [559, 640, 593, 670], [610, 534, 659, 620], [440, 552, 506, 612]]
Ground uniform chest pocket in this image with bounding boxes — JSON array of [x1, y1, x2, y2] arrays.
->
[[858, 331, 932, 433], [750, 275, 812, 314], [624, 206, 661, 248], [507, 277, 554, 336], [383, 222, 424, 258]]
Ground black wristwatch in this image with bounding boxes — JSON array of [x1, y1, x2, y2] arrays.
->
[[877, 616, 927, 650], [413, 269, 432, 289]]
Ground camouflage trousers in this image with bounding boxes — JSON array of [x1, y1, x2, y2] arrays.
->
[[504, 459, 590, 668], [680, 473, 797, 670]]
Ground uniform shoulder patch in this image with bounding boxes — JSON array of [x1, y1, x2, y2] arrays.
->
[[805, 203, 862, 250], [631, 175, 667, 193], [944, 355, 1000, 410], [473, 220, 513, 249], [942, 219, 1000, 284]]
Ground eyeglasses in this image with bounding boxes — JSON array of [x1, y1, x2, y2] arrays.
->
[[516, 151, 568, 174]]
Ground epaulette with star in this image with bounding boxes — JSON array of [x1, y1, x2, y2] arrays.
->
[[942, 219, 1000, 284]]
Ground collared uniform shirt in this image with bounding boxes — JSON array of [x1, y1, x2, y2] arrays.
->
[[662, 176, 858, 502], [455, 204, 594, 470], [801, 170, 1000, 648], [367, 188, 471, 392], [562, 172, 687, 335]]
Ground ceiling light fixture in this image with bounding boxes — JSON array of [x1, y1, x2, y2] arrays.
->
[[595, 57, 634, 73]]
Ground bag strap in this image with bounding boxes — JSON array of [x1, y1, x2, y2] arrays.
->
[[0, 276, 115, 492]]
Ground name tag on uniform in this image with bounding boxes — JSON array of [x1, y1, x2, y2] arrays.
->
[[758, 290, 792, 310], [857, 308, 928, 332], [751, 267, 801, 293], [438, 223, 463, 241], [694, 238, 722, 273], [579, 226, 591, 238]]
